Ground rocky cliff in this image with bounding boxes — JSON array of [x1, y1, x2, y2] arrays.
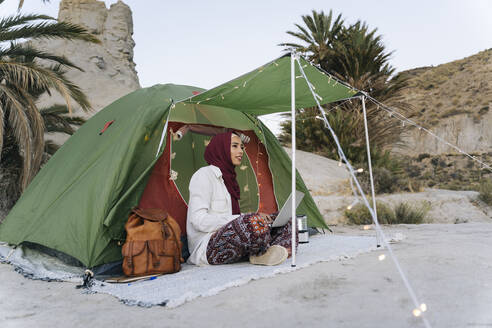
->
[[32, 0, 140, 119], [393, 49, 492, 155]]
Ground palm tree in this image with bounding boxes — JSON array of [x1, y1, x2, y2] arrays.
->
[[281, 10, 344, 68], [279, 10, 410, 165], [0, 9, 100, 190]]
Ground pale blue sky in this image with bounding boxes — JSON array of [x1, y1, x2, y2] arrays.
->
[[2, 0, 491, 89], [2, 0, 491, 133]]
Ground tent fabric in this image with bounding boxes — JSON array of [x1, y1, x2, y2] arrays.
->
[[0, 54, 355, 268], [183, 55, 358, 115], [137, 122, 278, 236], [0, 84, 201, 267]]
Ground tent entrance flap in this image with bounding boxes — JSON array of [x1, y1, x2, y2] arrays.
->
[[137, 122, 279, 236]]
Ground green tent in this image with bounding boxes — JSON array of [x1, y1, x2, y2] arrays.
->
[[0, 54, 357, 268]]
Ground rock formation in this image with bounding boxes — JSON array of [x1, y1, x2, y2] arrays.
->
[[393, 49, 492, 156], [32, 0, 140, 119]]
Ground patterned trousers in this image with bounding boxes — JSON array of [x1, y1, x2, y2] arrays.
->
[[206, 213, 298, 265]]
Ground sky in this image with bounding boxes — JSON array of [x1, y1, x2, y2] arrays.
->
[[1, 0, 491, 133]]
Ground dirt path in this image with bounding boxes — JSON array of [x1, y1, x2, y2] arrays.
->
[[1, 223, 492, 328]]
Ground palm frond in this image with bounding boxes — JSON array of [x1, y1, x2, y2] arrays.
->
[[10, 83, 45, 175], [0, 103, 4, 158], [0, 84, 32, 189], [0, 14, 54, 31], [0, 44, 83, 71], [40, 104, 86, 134], [43, 139, 59, 156], [0, 20, 100, 44], [0, 61, 92, 112]]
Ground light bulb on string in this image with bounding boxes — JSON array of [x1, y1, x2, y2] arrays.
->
[[378, 254, 386, 261], [402, 121, 405, 127], [356, 168, 364, 173], [412, 308, 422, 317], [363, 225, 371, 230], [420, 303, 427, 312], [346, 199, 358, 210]]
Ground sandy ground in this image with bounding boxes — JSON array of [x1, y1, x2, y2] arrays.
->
[[1, 223, 492, 328]]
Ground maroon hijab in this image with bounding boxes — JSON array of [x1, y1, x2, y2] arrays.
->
[[204, 132, 241, 214]]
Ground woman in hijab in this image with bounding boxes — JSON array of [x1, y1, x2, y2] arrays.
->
[[186, 131, 297, 266]]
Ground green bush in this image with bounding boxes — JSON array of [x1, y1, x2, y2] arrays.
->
[[393, 202, 429, 224], [345, 201, 394, 225], [345, 201, 429, 225], [479, 179, 492, 206]]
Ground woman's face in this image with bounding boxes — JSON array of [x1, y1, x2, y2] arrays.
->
[[230, 134, 244, 166]]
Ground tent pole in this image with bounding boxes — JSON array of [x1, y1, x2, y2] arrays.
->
[[361, 95, 382, 247], [155, 102, 174, 157], [290, 52, 297, 267]]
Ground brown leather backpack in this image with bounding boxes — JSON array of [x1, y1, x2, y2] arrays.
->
[[122, 207, 183, 277]]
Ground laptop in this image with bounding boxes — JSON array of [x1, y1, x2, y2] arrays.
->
[[271, 191, 305, 228]]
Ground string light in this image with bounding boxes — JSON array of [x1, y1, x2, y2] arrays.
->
[[368, 97, 492, 172], [378, 254, 386, 261], [420, 304, 427, 312], [413, 309, 422, 317], [363, 225, 371, 230], [346, 199, 359, 210], [356, 168, 364, 173], [296, 57, 432, 328]]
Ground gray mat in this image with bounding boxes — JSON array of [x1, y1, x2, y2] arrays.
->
[[0, 234, 381, 308], [90, 234, 378, 307]]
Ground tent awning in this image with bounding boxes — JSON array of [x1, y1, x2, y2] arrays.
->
[[181, 54, 358, 115]]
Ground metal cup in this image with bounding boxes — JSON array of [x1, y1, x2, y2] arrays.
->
[[296, 215, 309, 244]]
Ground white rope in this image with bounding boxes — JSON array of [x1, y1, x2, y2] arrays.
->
[[295, 57, 432, 328], [366, 97, 492, 171], [301, 54, 491, 172], [178, 57, 283, 105]]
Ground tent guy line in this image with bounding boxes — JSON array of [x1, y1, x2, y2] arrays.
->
[[308, 59, 492, 172], [295, 56, 432, 327], [179, 49, 489, 173], [366, 97, 492, 171]]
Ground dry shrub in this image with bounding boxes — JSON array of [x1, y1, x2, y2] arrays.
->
[[479, 179, 492, 206], [345, 201, 429, 225]]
